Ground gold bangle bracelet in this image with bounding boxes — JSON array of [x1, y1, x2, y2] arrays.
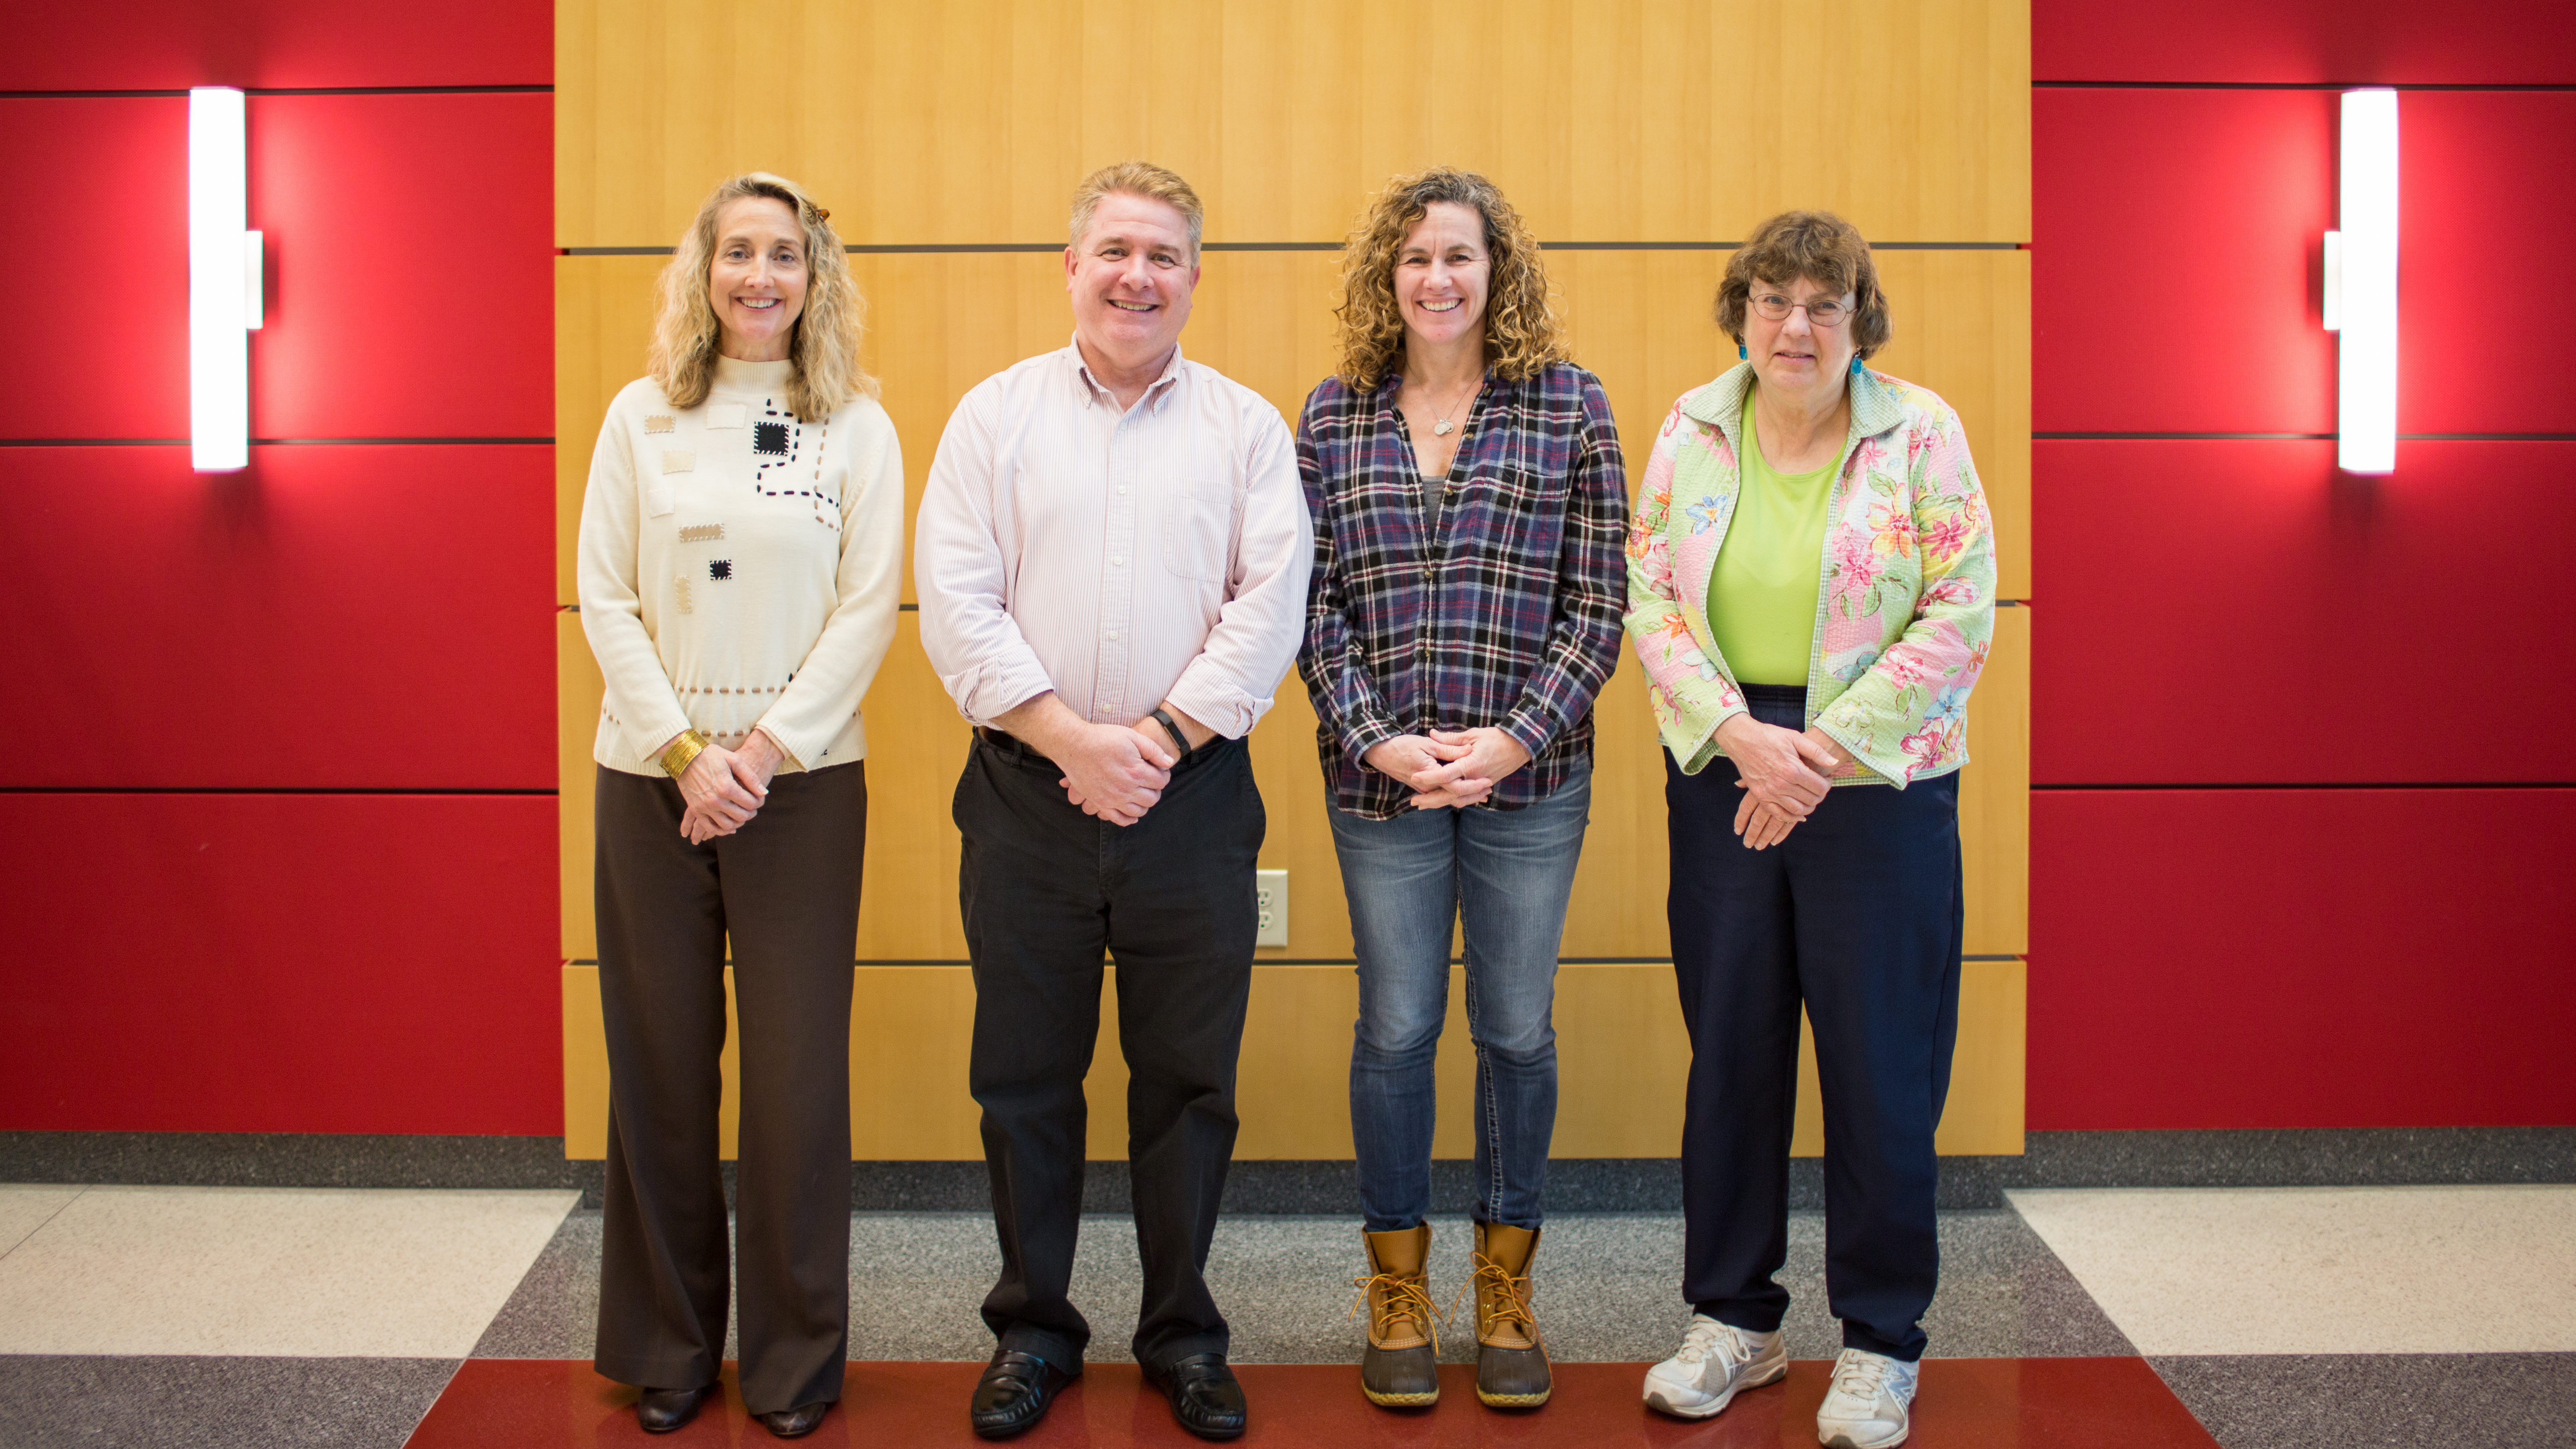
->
[[659, 729, 711, 779]]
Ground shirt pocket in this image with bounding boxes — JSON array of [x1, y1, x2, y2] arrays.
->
[[1159, 469, 1237, 582]]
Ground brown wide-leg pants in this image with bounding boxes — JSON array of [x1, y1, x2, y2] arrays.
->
[[591, 760, 863, 1415]]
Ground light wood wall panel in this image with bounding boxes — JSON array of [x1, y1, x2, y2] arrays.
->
[[562, 610, 2024, 962], [563, 959, 2022, 1159], [557, 249, 2027, 605], [558, 251, 2028, 960], [558, 0, 2029, 248]]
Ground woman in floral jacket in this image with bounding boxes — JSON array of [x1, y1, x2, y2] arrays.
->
[[1627, 212, 1995, 1449]]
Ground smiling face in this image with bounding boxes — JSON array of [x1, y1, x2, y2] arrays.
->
[[706, 196, 808, 362], [1393, 201, 1491, 355], [1746, 273, 1860, 403], [1064, 191, 1199, 376]]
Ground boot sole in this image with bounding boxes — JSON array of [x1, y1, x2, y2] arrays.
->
[[1475, 1387, 1552, 1408], [1362, 1387, 1440, 1408]]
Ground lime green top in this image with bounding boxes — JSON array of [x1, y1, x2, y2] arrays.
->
[[1705, 389, 1837, 686]]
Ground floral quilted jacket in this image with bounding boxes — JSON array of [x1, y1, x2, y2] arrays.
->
[[1623, 362, 1997, 786]]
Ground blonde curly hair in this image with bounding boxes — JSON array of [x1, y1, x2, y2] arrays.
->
[[1332, 167, 1567, 392], [649, 172, 876, 422]]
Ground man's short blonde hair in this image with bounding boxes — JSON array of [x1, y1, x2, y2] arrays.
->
[[1067, 161, 1204, 259]]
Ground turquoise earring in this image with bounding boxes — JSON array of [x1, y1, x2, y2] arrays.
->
[[1850, 354, 1864, 376], [1738, 344, 1748, 360]]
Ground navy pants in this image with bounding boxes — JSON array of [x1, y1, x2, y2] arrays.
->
[[1666, 686, 1962, 1362]]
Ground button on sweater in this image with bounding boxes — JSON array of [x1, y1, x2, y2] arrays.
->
[[577, 354, 905, 776]]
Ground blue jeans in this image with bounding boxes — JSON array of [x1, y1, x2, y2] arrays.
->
[[1329, 759, 1592, 1232]]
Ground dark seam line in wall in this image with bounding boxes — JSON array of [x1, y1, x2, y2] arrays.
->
[[0, 786, 560, 796], [0, 85, 552, 99], [2033, 781, 2575, 791], [563, 240, 2025, 257], [0, 437, 552, 447], [2036, 432, 2576, 442], [2034, 80, 2576, 92]]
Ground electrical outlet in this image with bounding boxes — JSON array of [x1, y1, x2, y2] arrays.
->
[[1254, 869, 1289, 949]]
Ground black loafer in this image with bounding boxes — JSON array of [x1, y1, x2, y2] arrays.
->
[[970, 1349, 1076, 1439], [756, 1401, 831, 1439], [1145, 1353, 1247, 1441], [636, 1384, 711, 1433]]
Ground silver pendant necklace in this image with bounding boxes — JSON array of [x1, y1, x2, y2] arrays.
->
[[1424, 375, 1478, 436]]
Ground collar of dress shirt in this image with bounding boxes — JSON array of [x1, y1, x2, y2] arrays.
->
[[1069, 334, 1188, 412]]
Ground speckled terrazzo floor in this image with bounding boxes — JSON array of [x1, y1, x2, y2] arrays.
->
[[0, 1185, 2567, 1447]]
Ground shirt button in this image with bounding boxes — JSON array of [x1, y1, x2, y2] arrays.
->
[[1117, 486, 1128, 495], [1111, 555, 1124, 566], [1107, 630, 1120, 640]]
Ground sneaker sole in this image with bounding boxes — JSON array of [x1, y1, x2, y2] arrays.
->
[[1643, 1355, 1788, 1420], [1819, 1419, 1908, 1449]]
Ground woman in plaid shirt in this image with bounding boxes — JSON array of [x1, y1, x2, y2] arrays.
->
[[1294, 167, 1628, 1415]]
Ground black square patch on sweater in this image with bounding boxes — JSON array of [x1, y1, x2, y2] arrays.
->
[[708, 559, 733, 581], [754, 422, 790, 456]]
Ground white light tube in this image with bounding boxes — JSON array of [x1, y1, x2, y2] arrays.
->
[[189, 87, 249, 472], [2336, 89, 2398, 475]]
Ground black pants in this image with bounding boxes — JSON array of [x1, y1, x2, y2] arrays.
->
[[1667, 687, 1962, 1362], [956, 732, 1263, 1374], [592, 762, 863, 1413]]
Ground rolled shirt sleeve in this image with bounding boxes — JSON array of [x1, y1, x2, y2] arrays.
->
[[915, 386, 1062, 726]]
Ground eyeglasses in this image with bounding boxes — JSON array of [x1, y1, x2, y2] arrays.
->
[[1749, 291, 1855, 327]]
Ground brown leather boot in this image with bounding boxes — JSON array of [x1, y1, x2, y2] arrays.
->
[[1469, 1221, 1550, 1408], [1355, 1225, 1440, 1407]]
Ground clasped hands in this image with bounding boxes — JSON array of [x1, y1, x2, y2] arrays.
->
[[1716, 713, 1850, 850], [1364, 727, 1532, 810], [673, 729, 787, 844]]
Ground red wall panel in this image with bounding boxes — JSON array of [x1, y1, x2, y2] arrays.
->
[[248, 92, 553, 439], [0, 0, 549, 91], [2034, 89, 2337, 436], [2035, 0, 2576, 84], [2036, 90, 2576, 438], [2032, 438, 2576, 784], [0, 99, 190, 439], [2398, 92, 2576, 437], [0, 94, 552, 441], [0, 793, 558, 1134], [2028, 788, 2576, 1129], [0, 445, 554, 790]]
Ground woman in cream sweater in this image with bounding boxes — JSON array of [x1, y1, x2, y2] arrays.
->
[[576, 172, 902, 1440]]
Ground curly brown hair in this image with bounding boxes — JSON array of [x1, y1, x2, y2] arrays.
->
[[650, 172, 876, 423], [1714, 210, 1893, 361], [1333, 167, 1567, 392]]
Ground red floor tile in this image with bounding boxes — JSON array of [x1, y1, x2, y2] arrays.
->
[[405, 1359, 2220, 1448]]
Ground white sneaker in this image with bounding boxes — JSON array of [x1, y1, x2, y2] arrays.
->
[[1815, 1347, 1918, 1449], [1642, 1314, 1787, 1419]]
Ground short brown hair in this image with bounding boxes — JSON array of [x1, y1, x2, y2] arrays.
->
[[1068, 161, 1204, 260], [1714, 211, 1893, 361], [1333, 167, 1568, 393]]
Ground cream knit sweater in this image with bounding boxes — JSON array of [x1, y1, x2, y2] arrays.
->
[[577, 355, 904, 777]]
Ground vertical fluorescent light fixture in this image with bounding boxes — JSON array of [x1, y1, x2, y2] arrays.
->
[[189, 86, 250, 472], [2335, 88, 2398, 474]]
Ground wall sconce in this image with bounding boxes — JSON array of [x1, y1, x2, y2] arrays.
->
[[189, 86, 262, 472], [2323, 88, 2397, 475]]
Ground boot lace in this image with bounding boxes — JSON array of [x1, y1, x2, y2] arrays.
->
[[1456, 1253, 1537, 1338], [1348, 1271, 1444, 1351]]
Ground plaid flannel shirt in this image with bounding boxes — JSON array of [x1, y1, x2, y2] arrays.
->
[[1296, 361, 1629, 820]]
